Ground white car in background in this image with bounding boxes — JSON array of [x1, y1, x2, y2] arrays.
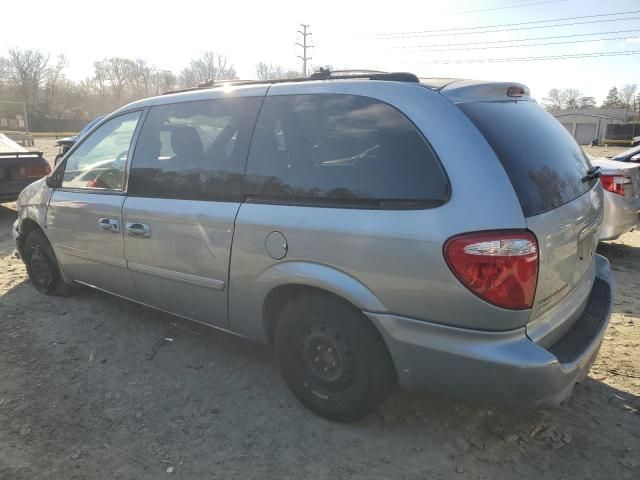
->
[[611, 144, 640, 163], [588, 154, 640, 241]]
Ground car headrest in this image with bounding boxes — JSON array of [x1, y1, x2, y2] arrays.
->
[[170, 126, 203, 158]]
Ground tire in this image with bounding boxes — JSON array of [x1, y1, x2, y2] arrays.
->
[[23, 229, 72, 296], [275, 291, 395, 422]]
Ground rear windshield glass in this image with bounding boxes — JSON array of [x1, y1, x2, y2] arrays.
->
[[459, 101, 594, 217]]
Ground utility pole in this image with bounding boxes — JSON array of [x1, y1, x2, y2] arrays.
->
[[296, 24, 313, 76]]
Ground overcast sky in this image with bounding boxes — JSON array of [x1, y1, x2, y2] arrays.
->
[[1, 0, 638, 103]]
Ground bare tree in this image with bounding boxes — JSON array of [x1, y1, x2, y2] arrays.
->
[[43, 54, 68, 118], [560, 88, 582, 110], [102, 57, 135, 101], [577, 96, 596, 109], [129, 58, 152, 98], [256, 62, 283, 80], [6, 48, 50, 110], [0, 56, 8, 82], [0, 56, 9, 95], [0, 50, 243, 130], [256, 62, 300, 80], [149, 69, 177, 96], [619, 84, 638, 110], [91, 61, 110, 99], [179, 52, 236, 87], [543, 88, 563, 110]]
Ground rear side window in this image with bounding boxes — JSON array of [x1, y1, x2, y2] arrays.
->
[[129, 97, 262, 201], [459, 101, 594, 217], [244, 94, 448, 208]]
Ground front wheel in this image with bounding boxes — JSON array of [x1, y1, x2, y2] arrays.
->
[[275, 291, 395, 422], [24, 229, 72, 296]]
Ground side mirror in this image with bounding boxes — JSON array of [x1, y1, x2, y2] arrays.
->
[[631, 154, 640, 162], [45, 162, 64, 188]]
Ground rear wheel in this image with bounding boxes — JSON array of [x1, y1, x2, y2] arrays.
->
[[24, 229, 71, 296], [275, 291, 395, 422]]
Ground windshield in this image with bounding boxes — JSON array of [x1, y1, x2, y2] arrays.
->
[[78, 115, 106, 138]]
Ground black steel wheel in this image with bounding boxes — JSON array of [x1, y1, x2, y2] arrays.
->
[[275, 291, 395, 422], [24, 229, 71, 296]]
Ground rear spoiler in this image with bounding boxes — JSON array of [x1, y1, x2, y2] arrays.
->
[[439, 80, 531, 104], [0, 151, 45, 159]]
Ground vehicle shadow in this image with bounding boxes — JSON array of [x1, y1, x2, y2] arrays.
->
[[1, 275, 638, 480], [598, 238, 640, 262]]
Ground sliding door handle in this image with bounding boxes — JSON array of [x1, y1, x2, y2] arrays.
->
[[126, 222, 151, 238]]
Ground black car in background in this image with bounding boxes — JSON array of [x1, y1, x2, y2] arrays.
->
[[54, 115, 106, 165], [0, 134, 51, 203]]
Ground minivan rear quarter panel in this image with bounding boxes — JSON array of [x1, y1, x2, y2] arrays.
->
[[229, 81, 533, 342]]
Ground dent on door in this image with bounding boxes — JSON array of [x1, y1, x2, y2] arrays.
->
[[122, 197, 237, 327]]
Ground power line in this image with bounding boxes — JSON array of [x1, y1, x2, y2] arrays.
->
[[395, 34, 640, 52], [390, 28, 640, 49], [416, 49, 640, 64], [366, 9, 640, 37], [296, 24, 313, 77], [445, 0, 569, 16], [373, 15, 640, 39]]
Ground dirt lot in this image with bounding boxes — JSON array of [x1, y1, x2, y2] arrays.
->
[[0, 139, 638, 479]]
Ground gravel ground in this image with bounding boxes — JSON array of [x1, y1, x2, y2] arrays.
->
[[0, 139, 638, 479]]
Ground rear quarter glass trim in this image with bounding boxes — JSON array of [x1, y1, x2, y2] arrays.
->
[[243, 92, 451, 210]]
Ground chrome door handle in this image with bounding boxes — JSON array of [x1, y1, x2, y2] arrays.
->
[[126, 222, 151, 238], [98, 218, 120, 232]]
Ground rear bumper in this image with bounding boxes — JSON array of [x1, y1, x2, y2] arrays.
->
[[600, 191, 640, 241], [367, 254, 613, 407]]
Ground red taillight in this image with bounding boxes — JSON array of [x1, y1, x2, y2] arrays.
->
[[21, 164, 51, 178], [444, 230, 538, 310], [600, 174, 630, 196]]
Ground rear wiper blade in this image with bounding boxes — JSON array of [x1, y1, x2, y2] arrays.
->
[[582, 166, 601, 182]]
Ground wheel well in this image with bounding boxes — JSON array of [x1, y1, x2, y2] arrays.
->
[[263, 284, 370, 346], [17, 218, 42, 254]]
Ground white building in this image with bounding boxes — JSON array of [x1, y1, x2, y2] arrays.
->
[[548, 108, 632, 145]]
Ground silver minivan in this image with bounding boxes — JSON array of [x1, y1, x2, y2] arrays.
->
[[13, 71, 613, 421]]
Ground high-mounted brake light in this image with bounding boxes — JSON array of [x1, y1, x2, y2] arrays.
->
[[444, 230, 538, 310], [507, 86, 525, 97], [600, 174, 631, 196]]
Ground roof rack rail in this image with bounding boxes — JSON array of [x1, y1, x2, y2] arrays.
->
[[162, 69, 420, 95]]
